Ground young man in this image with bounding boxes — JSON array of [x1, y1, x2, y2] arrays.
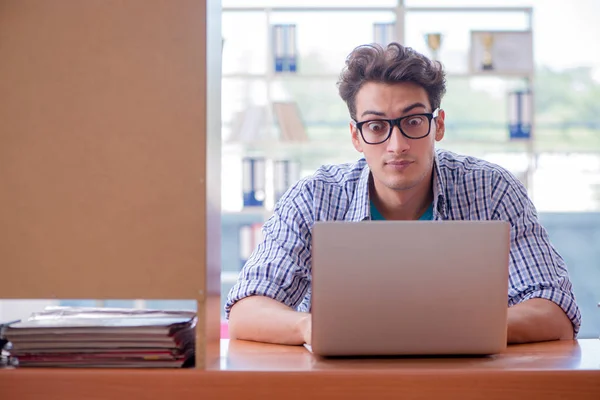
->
[[226, 42, 580, 346]]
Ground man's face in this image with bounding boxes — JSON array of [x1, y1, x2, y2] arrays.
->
[[350, 81, 445, 193]]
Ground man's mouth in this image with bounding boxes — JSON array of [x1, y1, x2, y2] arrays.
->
[[386, 160, 413, 166]]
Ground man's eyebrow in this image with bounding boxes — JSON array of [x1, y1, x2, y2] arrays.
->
[[402, 102, 428, 114], [360, 102, 429, 118], [360, 110, 386, 118]]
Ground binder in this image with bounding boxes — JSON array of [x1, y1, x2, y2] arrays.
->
[[273, 24, 285, 72], [242, 157, 266, 207], [272, 24, 297, 73], [287, 24, 297, 72], [238, 223, 264, 270], [508, 90, 532, 140], [239, 224, 252, 269], [274, 159, 300, 203]]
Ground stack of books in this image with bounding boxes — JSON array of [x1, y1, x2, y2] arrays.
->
[[1, 306, 196, 368]]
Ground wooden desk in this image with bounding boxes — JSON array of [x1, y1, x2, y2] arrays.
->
[[2, 339, 600, 399]]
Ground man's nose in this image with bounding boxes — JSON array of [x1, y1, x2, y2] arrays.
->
[[386, 125, 411, 153]]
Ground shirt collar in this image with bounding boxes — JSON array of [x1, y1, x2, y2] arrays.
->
[[345, 153, 449, 221]]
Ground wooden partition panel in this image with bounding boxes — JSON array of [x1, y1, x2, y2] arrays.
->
[[0, 0, 221, 367], [0, 0, 219, 298]]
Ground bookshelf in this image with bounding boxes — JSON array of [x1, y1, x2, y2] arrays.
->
[[0, 0, 222, 369], [223, 4, 536, 227], [221, 3, 536, 204]]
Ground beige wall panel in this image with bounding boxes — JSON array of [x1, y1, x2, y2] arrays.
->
[[0, 0, 218, 300]]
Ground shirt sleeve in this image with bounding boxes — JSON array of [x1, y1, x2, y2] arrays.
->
[[492, 172, 582, 336], [224, 180, 315, 318]]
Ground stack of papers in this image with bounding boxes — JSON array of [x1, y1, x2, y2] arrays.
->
[[1, 306, 197, 368]]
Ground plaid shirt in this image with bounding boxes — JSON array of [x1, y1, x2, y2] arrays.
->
[[225, 149, 581, 335]]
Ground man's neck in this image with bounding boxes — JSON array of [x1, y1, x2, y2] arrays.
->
[[370, 173, 433, 221]]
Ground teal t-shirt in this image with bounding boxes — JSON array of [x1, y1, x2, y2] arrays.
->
[[370, 200, 434, 221]]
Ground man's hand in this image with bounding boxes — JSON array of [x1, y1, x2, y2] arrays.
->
[[507, 298, 574, 344]]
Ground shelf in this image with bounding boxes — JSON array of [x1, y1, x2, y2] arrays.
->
[[221, 271, 239, 284], [222, 140, 358, 161], [223, 6, 533, 13], [222, 72, 533, 80], [222, 138, 532, 153], [222, 207, 270, 215], [406, 6, 533, 13], [222, 208, 271, 226], [223, 6, 397, 12]]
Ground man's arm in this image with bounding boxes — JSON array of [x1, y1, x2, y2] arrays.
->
[[225, 178, 316, 345], [228, 296, 311, 345], [492, 171, 581, 342], [507, 298, 574, 344]]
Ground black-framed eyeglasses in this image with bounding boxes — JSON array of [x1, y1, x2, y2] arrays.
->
[[352, 108, 440, 144]]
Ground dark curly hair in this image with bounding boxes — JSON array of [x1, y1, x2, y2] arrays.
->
[[337, 42, 446, 120]]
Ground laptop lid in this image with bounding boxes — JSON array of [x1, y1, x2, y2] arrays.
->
[[310, 220, 509, 356]]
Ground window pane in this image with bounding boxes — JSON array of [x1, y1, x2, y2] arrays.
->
[[534, 154, 600, 212], [222, 78, 269, 141], [223, 12, 268, 75]]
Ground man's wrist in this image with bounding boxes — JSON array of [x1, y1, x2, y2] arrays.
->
[[296, 313, 311, 344]]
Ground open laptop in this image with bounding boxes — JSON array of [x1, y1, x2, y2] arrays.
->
[[309, 220, 510, 357]]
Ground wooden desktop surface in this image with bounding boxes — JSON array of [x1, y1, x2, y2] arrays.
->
[[2, 339, 600, 399]]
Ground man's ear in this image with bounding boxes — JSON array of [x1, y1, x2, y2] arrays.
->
[[351, 122, 364, 153], [435, 109, 445, 142]]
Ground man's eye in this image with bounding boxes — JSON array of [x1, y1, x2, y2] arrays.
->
[[406, 117, 424, 126], [366, 122, 387, 132]]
